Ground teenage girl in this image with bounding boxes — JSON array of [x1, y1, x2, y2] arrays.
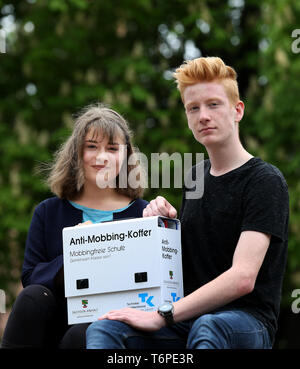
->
[[2, 104, 148, 348]]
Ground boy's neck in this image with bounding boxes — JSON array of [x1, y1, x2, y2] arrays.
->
[[207, 142, 253, 177]]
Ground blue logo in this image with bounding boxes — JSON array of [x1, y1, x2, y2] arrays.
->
[[171, 292, 180, 302], [138, 292, 155, 307]]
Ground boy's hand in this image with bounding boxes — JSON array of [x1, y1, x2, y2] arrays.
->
[[98, 308, 166, 332], [143, 196, 177, 218]]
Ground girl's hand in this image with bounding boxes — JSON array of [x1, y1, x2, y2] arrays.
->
[[76, 221, 93, 226]]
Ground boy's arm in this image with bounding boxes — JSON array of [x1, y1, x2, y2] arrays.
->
[[98, 230, 270, 331], [172, 230, 270, 322]]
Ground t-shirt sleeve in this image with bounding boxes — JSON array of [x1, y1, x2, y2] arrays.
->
[[241, 174, 289, 241]]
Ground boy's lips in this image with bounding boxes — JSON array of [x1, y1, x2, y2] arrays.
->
[[200, 127, 216, 133]]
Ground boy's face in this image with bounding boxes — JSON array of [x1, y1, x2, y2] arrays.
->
[[183, 81, 244, 148]]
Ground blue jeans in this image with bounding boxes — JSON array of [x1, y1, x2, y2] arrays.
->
[[86, 310, 272, 349]]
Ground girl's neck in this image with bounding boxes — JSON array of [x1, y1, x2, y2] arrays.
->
[[72, 184, 132, 211]]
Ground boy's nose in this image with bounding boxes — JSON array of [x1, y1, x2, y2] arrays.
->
[[198, 107, 211, 123]]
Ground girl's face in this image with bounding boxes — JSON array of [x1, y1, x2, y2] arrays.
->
[[82, 128, 127, 189]]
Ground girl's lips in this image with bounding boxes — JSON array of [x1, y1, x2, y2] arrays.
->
[[92, 165, 107, 170]]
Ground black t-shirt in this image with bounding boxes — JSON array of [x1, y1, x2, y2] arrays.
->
[[180, 157, 289, 343]]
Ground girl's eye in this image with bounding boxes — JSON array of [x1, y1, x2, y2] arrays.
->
[[108, 147, 119, 152], [86, 144, 97, 149]]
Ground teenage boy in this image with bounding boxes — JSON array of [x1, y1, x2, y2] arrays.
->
[[86, 57, 289, 349]]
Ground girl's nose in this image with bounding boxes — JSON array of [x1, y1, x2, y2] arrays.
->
[[96, 150, 109, 165]]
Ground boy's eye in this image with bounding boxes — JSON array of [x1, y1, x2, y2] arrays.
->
[[189, 106, 199, 112]]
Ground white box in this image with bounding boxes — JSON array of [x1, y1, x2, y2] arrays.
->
[[62, 216, 183, 324]]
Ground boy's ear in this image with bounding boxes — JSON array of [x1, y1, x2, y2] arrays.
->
[[235, 101, 244, 123]]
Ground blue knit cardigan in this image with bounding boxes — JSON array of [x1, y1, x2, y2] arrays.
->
[[22, 197, 148, 292]]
